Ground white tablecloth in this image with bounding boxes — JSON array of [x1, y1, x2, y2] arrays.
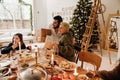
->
[[27, 42, 45, 49]]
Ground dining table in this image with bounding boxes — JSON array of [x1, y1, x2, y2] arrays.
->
[[0, 46, 102, 80]]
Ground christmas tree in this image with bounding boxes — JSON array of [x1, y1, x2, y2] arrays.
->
[[70, 0, 99, 51]]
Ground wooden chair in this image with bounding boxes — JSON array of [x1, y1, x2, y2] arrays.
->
[[40, 28, 51, 42], [78, 51, 102, 71], [73, 44, 81, 63]]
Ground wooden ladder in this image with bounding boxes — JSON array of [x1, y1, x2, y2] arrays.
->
[[81, 0, 101, 51], [81, 0, 112, 64]]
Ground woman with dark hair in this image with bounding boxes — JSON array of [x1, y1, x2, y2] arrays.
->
[[1, 33, 27, 54]]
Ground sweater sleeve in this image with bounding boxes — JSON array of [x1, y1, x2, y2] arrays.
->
[[96, 63, 120, 80], [21, 43, 27, 49], [1, 43, 13, 54], [58, 33, 75, 61]]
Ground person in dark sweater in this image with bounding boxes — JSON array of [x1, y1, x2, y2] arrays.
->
[[1, 33, 27, 54], [86, 60, 120, 80], [96, 60, 120, 80], [53, 22, 75, 62]]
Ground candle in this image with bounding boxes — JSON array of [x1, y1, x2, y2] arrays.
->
[[34, 46, 38, 65], [73, 67, 78, 76], [19, 42, 21, 54], [35, 51, 38, 65], [51, 53, 54, 65], [35, 46, 38, 53]]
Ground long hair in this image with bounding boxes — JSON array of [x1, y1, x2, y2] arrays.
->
[[12, 33, 24, 44]]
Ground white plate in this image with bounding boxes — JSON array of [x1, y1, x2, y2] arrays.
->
[[0, 60, 10, 67], [0, 66, 8, 71]]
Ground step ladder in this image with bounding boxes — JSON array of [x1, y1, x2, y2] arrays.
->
[[81, 0, 112, 64], [81, 0, 101, 51]]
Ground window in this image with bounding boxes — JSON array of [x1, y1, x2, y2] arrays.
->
[[0, 0, 33, 31]]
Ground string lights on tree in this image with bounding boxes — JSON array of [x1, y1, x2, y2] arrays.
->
[[70, 0, 100, 51]]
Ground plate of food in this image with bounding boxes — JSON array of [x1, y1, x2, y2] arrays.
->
[[0, 54, 9, 60], [0, 67, 11, 77], [20, 53, 35, 61], [59, 61, 77, 71], [77, 74, 89, 80]]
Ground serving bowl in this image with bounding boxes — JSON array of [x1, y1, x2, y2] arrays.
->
[[20, 64, 47, 80]]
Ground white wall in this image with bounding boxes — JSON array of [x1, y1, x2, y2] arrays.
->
[[33, 0, 120, 28], [46, 0, 77, 26], [33, 0, 47, 29], [101, 0, 120, 24]]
